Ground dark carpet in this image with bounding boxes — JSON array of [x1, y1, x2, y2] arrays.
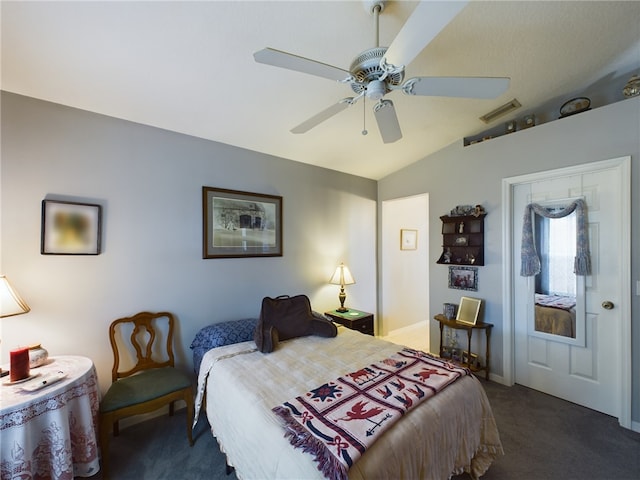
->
[[94, 380, 640, 479]]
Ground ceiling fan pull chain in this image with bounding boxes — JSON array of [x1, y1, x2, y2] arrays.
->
[[362, 96, 368, 136]]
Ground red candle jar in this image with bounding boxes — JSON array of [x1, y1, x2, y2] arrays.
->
[[10, 347, 30, 382]]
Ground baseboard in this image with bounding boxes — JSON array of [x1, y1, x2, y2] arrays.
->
[[631, 419, 640, 433], [487, 372, 507, 385]]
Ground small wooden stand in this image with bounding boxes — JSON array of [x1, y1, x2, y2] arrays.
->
[[434, 314, 493, 380]]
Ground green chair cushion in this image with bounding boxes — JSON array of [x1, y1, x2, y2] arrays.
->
[[100, 367, 191, 413]]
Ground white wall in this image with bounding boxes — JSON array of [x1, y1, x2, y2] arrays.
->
[[380, 194, 429, 337], [0, 92, 378, 394], [378, 97, 640, 424]]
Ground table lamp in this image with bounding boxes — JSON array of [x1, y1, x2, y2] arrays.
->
[[329, 263, 355, 312], [1, 275, 31, 378]]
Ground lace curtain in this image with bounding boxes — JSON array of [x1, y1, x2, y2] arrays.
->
[[520, 199, 591, 277]]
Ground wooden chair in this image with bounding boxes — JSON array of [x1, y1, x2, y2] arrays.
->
[[99, 311, 194, 477]]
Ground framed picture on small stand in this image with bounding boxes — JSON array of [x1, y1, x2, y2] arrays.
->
[[456, 296, 482, 325]]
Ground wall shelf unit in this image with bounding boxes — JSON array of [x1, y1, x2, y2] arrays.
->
[[436, 213, 486, 266]]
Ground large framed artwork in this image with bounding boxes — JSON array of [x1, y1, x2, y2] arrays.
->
[[41, 199, 102, 255], [202, 187, 283, 259]]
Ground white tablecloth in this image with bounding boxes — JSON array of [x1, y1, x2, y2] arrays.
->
[[0, 355, 100, 479]]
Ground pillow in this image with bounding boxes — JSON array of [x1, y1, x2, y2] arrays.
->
[[254, 295, 337, 353], [190, 318, 257, 373]]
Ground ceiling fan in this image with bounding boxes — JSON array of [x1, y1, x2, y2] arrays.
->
[[254, 0, 510, 143]]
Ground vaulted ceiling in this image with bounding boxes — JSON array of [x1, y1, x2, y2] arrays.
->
[[2, 1, 639, 180]]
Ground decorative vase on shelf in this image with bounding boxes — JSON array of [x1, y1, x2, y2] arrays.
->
[[28, 344, 48, 368]]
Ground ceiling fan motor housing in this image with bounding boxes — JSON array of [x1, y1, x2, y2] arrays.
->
[[349, 47, 404, 96]]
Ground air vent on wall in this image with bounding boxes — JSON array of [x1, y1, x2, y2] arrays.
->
[[479, 98, 522, 124]]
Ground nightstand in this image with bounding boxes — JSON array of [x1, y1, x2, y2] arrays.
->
[[324, 309, 374, 336]]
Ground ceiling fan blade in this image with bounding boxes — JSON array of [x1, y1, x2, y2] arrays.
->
[[402, 76, 510, 98], [254, 48, 351, 82], [291, 98, 354, 134], [384, 0, 468, 68], [373, 100, 402, 144]]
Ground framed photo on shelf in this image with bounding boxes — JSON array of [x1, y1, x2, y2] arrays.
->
[[400, 229, 417, 250], [202, 186, 282, 259], [41, 199, 102, 255], [448, 266, 478, 291]]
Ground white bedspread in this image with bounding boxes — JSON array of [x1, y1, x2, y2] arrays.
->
[[194, 328, 502, 480]]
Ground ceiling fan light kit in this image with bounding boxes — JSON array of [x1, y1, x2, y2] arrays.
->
[[255, 0, 510, 143]]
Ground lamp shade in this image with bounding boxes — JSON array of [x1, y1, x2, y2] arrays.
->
[[329, 263, 355, 286], [0, 276, 31, 318]]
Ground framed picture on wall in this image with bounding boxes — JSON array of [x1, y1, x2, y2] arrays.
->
[[41, 199, 102, 255], [400, 229, 417, 250], [202, 186, 283, 259], [448, 266, 478, 291]]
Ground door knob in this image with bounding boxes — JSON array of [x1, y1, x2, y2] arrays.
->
[[601, 301, 614, 310]]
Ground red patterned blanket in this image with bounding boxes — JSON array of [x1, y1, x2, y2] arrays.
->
[[272, 348, 470, 480]]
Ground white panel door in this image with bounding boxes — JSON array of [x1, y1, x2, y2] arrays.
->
[[511, 159, 629, 418]]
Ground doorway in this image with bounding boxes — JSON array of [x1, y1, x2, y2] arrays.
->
[[502, 157, 631, 428], [380, 194, 429, 351]]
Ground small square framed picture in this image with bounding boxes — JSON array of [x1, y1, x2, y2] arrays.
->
[[400, 229, 417, 250], [41, 200, 102, 255]]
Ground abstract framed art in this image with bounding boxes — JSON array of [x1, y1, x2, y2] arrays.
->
[[41, 199, 102, 255]]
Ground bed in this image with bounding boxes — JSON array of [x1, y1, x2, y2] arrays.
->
[[192, 322, 503, 480], [534, 294, 576, 337]]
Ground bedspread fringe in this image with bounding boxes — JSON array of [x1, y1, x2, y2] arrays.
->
[[273, 406, 348, 480], [449, 442, 504, 479]]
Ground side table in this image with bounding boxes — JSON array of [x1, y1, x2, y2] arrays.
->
[[0, 355, 100, 479], [433, 314, 493, 380], [324, 309, 374, 336]]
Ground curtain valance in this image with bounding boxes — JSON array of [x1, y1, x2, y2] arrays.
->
[[520, 199, 591, 277]]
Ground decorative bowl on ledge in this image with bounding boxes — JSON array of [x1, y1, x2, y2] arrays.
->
[[623, 75, 640, 98]]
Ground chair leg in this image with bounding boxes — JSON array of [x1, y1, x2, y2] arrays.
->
[[113, 420, 119, 437], [185, 389, 195, 446], [169, 400, 175, 417]]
